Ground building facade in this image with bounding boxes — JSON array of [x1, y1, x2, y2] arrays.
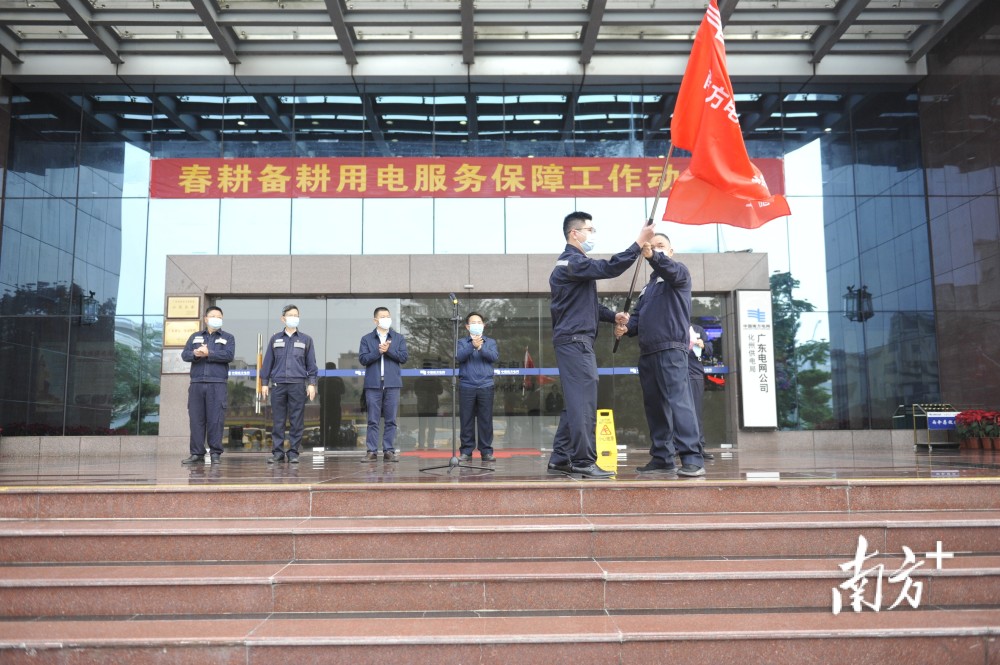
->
[[0, 1, 997, 445]]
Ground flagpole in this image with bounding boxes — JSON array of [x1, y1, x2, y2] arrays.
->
[[612, 144, 675, 354]]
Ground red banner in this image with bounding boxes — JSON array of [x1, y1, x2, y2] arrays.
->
[[663, 0, 790, 228], [149, 157, 785, 199]]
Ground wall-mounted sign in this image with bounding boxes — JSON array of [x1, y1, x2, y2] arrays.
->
[[161, 348, 189, 374], [166, 296, 201, 319], [150, 157, 786, 200], [163, 320, 202, 347], [736, 290, 777, 428]]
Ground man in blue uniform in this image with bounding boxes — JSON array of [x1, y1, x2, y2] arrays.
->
[[457, 311, 499, 462], [181, 305, 235, 465], [549, 211, 655, 479], [359, 306, 409, 462], [261, 304, 318, 464], [615, 234, 705, 477]]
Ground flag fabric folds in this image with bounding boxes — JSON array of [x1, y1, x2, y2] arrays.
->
[[663, 0, 791, 229], [523, 347, 535, 395]]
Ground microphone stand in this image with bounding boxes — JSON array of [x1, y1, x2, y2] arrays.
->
[[420, 294, 493, 476]]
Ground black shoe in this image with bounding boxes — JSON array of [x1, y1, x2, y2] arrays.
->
[[702, 451, 715, 460], [181, 455, 204, 465], [362, 452, 378, 462], [288, 456, 299, 464], [636, 460, 677, 474], [678, 464, 706, 477], [267, 453, 284, 464], [210, 454, 221, 464], [571, 463, 615, 479], [459, 453, 472, 462], [481, 453, 496, 462], [547, 460, 573, 474], [383, 451, 398, 462]]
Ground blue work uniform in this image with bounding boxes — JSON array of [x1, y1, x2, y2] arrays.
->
[[358, 328, 409, 454], [625, 251, 704, 468], [457, 335, 499, 456], [689, 324, 713, 452], [261, 329, 318, 459], [181, 327, 236, 458], [549, 242, 641, 467]]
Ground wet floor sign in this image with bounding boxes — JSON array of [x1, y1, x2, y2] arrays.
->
[[595, 409, 618, 473]]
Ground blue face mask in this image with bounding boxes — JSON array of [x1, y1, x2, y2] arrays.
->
[[577, 229, 595, 253], [468, 323, 484, 336]]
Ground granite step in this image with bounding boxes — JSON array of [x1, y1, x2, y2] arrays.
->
[[2, 556, 998, 618], [2, 511, 998, 564], [1, 609, 998, 664], [2, 479, 999, 520]]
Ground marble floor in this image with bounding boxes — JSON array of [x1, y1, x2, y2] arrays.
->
[[0, 440, 997, 487]]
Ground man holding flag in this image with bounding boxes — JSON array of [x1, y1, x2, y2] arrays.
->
[[548, 211, 655, 479], [662, 0, 790, 229]]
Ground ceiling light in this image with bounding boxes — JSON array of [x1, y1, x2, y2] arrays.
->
[[236, 119, 246, 126], [533, 119, 541, 125], [311, 120, 319, 126]]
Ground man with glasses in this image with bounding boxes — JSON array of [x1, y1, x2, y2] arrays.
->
[[548, 211, 655, 478], [260, 304, 318, 464], [615, 233, 705, 478]]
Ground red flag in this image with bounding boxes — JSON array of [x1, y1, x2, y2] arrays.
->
[[523, 347, 535, 395], [664, 0, 790, 229]]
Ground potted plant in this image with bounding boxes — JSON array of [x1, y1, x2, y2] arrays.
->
[[955, 410, 1000, 450], [981, 411, 1000, 450]]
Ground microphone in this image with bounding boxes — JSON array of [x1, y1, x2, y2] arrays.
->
[[449, 293, 458, 304]]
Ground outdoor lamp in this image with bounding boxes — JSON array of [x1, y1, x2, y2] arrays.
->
[[843, 285, 873, 322], [81, 290, 98, 325]]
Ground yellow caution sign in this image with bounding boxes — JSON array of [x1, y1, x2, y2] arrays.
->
[[595, 409, 618, 473]]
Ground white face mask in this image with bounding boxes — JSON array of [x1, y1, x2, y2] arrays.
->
[[468, 323, 484, 336], [207, 316, 223, 329], [284, 316, 300, 329], [377, 317, 392, 330]]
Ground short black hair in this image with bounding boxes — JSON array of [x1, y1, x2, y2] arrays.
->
[[282, 304, 299, 316], [205, 306, 223, 316], [466, 311, 484, 324], [374, 306, 390, 318], [654, 232, 671, 244], [563, 211, 592, 239]]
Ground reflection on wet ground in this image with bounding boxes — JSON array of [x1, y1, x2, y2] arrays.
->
[[1, 441, 998, 487]]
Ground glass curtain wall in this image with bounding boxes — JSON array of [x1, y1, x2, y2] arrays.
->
[[213, 295, 729, 451], [0, 79, 941, 436]]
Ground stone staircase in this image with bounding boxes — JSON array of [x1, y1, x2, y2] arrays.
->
[[1, 480, 998, 663]]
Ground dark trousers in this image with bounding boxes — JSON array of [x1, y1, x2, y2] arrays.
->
[[689, 374, 707, 451], [638, 348, 704, 467], [418, 413, 437, 447], [551, 339, 598, 466], [270, 382, 307, 458], [459, 385, 494, 455], [365, 386, 400, 453], [188, 382, 227, 457]]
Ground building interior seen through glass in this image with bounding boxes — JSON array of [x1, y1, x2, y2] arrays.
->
[[211, 296, 729, 451], [0, 78, 957, 438]]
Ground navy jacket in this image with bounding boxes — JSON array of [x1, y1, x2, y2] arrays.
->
[[549, 242, 641, 346], [358, 328, 409, 389], [181, 328, 235, 382], [261, 329, 318, 386], [688, 324, 714, 379], [456, 336, 499, 389], [626, 251, 693, 356]]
